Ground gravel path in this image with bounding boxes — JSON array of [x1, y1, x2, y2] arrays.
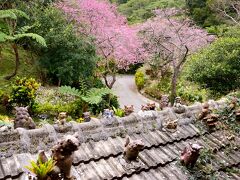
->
[[112, 75, 158, 111]]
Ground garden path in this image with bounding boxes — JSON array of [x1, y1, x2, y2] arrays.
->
[[112, 75, 158, 111]]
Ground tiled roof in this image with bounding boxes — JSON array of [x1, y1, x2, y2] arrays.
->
[[0, 100, 239, 180]]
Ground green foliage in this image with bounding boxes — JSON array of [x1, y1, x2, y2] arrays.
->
[[59, 86, 114, 105], [59, 86, 81, 97], [118, 0, 185, 24], [59, 86, 119, 115], [9, 77, 40, 108], [184, 37, 240, 95], [82, 88, 113, 105], [0, 9, 29, 20], [185, 0, 220, 27], [25, 157, 55, 179], [144, 83, 162, 99], [90, 94, 119, 115], [215, 97, 240, 133], [31, 7, 97, 86], [177, 81, 208, 103], [135, 69, 145, 90], [113, 106, 125, 117]]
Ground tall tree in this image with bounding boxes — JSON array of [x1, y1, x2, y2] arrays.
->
[[0, 9, 46, 80], [57, 0, 146, 88], [140, 8, 214, 103]]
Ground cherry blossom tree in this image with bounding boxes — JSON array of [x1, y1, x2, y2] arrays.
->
[[140, 8, 215, 103], [56, 0, 146, 88]]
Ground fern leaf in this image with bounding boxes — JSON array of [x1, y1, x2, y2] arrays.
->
[[11, 9, 29, 19], [0, 10, 17, 19], [13, 33, 47, 47], [0, 9, 29, 20], [0, 32, 11, 43], [82, 88, 114, 105], [59, 86, 82, 97], [16, 25, 34, 34]]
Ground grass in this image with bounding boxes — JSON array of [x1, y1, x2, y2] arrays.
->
[[0, 45, 39, 94]]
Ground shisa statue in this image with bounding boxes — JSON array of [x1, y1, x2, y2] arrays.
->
[[103, 109, 114, 118], [56, 112, 67, 125], [180, 143, 203, 168], [124, 105, 134, 116], [160, 95, 170, 110], [14, 106, 36, 129], [198, 103, 211, 120], [203, 113, 219, 129], [51, 135, 79, 180], [165, 119, 178, 130], [229, 97, 238, 110], [30, 135, 79, 180], [173, 97, 185, 114], [123, 137, 144, 162], [83, 112, 91, 122], [141, 102, 156, 111]]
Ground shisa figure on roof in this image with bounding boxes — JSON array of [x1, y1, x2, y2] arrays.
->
[[165, 119, 178, 130], [180, 143, 203, 168], [56, 112, 67, 126], [173, 97, 186, 114], [229, 97, 238, 110], [198, 103, 211, 120], [160, 95, 170, 110], [103, 109, 114, 118], [203, 113, 219, 129], [141, 102, 156, 111], [124, 105, 134, 116], [124, 137, 144, 162], [83, 112, 91, 122], [14, 106, 36, 129], [51, 135, 79, 180]]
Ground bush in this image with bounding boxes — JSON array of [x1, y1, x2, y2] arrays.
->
[[89, 94, 119, 115], [135, 69, 145, 90], [177, 81, 208, 103], [31, 7, 97, 86], [9, 77, 40, 109], [184, 37, 240, 96], [144, 83, 162, 99]]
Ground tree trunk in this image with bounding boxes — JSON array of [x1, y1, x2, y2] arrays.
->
[[170, 68, 179, 105], [4, 44, 19, 80], [103, 73, 116, 89]]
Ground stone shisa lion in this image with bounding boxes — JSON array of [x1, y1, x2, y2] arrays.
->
[[14, 106, 36, 129], [180, 143, 203, 168], [123, 137, 144, 162], [173, 97, 186, 114], [32, 135, 79, 180]]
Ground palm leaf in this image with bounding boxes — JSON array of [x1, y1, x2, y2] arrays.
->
[[13, 33, 47, 47]]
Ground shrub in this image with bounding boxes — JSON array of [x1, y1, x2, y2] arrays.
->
[[31, 7, 97, 86], [59, 86, 119, 115], [135, 69, 145, 90], [144, 83, 162, 99], [177, 81, 208, 103], [113, 106, 125, 117], [184, 37, 240, 96], [9, 77, 40, 109], [25, 157, 55, 179]]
